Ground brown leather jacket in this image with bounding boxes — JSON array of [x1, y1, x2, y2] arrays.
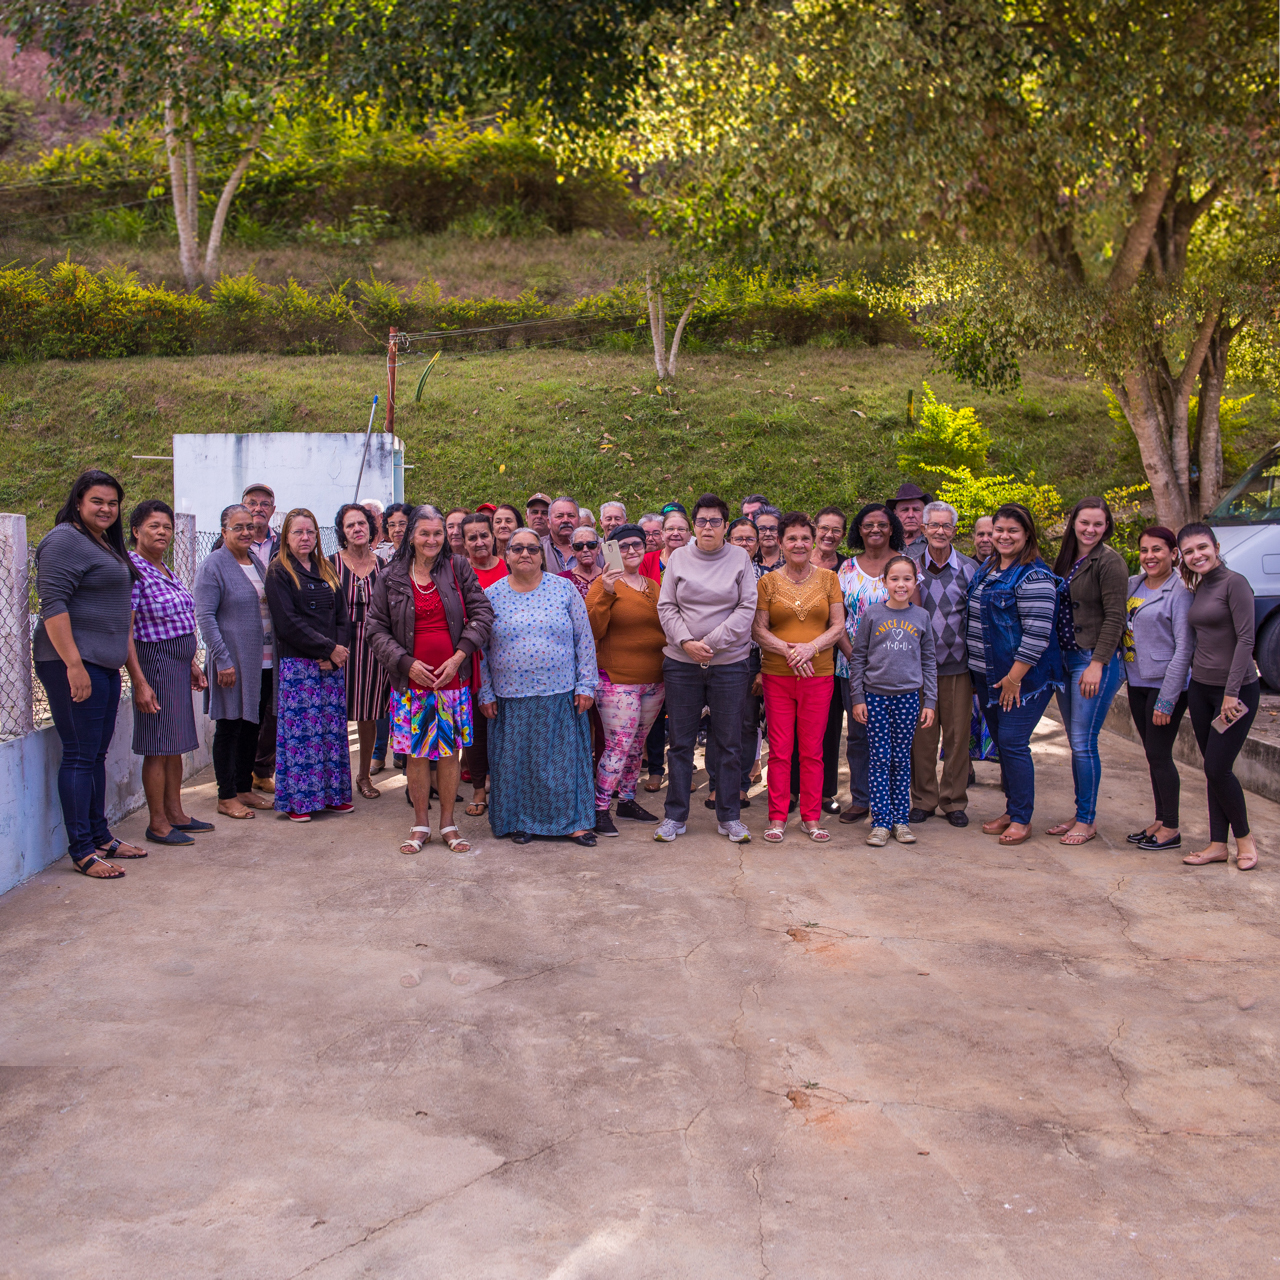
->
[[366, 554, 494, 694]]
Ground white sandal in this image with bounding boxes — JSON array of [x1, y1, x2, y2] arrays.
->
[[441, 825, 471, 853], [401, 825, 430, 854], [801, 822, 831, 843], [764, 825, 786, 843]]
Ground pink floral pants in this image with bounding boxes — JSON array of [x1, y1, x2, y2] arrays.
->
[[594, 676, 665, 810]]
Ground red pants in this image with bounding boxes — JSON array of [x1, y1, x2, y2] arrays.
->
[[763, 672, 833, 822]]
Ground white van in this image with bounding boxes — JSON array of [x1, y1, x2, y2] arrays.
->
[[1208, 440, 1280, 688]]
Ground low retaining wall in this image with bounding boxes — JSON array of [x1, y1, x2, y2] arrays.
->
[[1046, 686, 1279, 805], [0, 691, 214, 894]]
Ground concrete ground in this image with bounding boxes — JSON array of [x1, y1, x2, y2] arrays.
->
[[1, 716, 1277, 1280]]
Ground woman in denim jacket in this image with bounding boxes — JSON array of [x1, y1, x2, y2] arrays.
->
[[965, 503, 1064, 846], [1123, 527, 1193, 852]]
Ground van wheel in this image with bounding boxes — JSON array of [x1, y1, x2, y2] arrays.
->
[[1257, 612, 1280, 691]]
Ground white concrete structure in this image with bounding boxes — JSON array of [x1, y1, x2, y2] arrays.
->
[[174, 432, 404, 533], [0, 692, 214, 894]]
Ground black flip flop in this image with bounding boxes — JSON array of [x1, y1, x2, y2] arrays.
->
[[71, 853, 125, 879], [96, 837, 147, 859], [146, 827, 196, 846]]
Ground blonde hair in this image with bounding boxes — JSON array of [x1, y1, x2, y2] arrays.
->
[[272, 508, 342, 592]]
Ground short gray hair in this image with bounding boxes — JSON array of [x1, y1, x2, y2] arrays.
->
[[550, 494, 577, 510], [601, 501, 627, 517], [362, 498, 385, 515], [220, 503, 251, 529], [923, 500, 959, 527], [638, 512, 663, 525]]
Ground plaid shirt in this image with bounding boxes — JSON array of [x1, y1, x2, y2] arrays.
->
[[130, 552, 196, 642]]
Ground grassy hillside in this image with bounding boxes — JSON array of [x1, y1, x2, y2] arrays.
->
[[2, 345, 1275, 538]]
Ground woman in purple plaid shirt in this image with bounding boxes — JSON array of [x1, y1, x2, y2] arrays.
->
[[128, 500, 213, 847]]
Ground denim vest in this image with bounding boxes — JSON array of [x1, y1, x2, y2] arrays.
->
[[968, 557, 1065, 705]]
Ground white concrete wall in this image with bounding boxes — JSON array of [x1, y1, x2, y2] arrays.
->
[[174, 432, 401, 534], [0, 691, 214, 894]]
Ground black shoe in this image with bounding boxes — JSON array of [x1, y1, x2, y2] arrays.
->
[[788, 794, 799, 814], [616, 798, 658, 823], [822, 796, 841, 815], [1127, 829, 1153, 844], [171, 817, 215, 833], [1139, 832, 1181, 850], [569, 832, 597, 847], [945, 810, 969, 828], [595, 809, 619, 837], [145, 826, 195, 845], [739, 794, 751, 809], [908, 807, 933, 824], [511, 831, 532, 845], [704, 797, 717, 809], [839, 806, 869, 824]]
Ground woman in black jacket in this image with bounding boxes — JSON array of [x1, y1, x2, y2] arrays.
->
[[264, 508, 352, 822], [366, 504, 493, 854]]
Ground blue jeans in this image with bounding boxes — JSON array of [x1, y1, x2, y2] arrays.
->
[[1055, 649, 1124, 825], [373, 715, 389, 762], [35, 659, 121, 863], [840, 680, 870, 809], [662, 658, 748, 824], [971, 669, 1053, 825]]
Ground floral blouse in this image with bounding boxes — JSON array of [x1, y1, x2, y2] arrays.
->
[[835, 556, 891, 679], [478, 573, 599, 702]]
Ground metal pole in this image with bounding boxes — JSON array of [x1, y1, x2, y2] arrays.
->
[[353, 395, 379, 504], [386, 326, 398, 435]]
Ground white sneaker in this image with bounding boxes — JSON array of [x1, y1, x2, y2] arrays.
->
[[866, 826, 890, 847], [892, 824, 917, 844], [653, 819, 686, 842], [718, 820, 751, 844]]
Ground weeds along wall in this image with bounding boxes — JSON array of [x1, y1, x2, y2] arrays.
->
[[0, 263, 912, 361]]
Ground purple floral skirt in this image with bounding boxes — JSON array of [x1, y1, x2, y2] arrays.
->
[[274, 658, 352, 814]]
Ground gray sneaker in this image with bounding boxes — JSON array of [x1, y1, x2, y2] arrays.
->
[[653, 819, 686, 842], [892, 823, 917, 844], [718, 820, 751, 844], [866, 826, 890, 847]]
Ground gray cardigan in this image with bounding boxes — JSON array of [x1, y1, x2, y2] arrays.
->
[[1125, 571, 1193, 713], [33, 523, 134, 670], [194, 547, 270, 722]]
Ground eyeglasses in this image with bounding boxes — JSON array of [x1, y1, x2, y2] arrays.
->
[[925, 521, 955, 531], [226, 523, 254, 534], [861, 521, 890, 532], [573, 540, 599, 551], [616, 540, 644, 552], [243, 499, 272, 510], [693, 517, 724, 529], [755, 523, 778, 533]]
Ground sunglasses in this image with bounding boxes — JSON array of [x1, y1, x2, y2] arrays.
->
[[693, 517, 724, 529], [573, 540, 600, 551], [509, 543, 541, 555]]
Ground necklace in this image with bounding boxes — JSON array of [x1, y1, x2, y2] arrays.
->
[[410, 562, 438, 596], [784, 561, 815, 605]]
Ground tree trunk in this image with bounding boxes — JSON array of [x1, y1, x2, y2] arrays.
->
[[1196, 313, 1241, 516], [202, 124, 267, 285], [666, 287, 702, 378], [1108, 367, 1191, 530], [163, 103, 200, 291]]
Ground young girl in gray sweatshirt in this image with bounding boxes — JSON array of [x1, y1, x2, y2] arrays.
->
[[850, 555, 938, 845]]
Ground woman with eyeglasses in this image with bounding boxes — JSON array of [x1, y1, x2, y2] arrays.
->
[[586, 524, 667, 836], [833, 503, 906, 825], [478, 531, 599, 846], [264, 509, 354, 823], [561, 527, 603, 599], [753, 506, 784, 571]]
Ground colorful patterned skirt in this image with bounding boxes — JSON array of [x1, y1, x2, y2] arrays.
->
[[391, 685, 474, 760], [274, 658, 353, 814], [969, 691, 999, 761], [488, 692, 594, 838]]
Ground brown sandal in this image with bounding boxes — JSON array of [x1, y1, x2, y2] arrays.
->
[[357, 778, 381, 800], [982, 815, 1013, 835]]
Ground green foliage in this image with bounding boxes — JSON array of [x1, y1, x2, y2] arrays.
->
[[933, 467, 1063, 532], [896, 383, 992, 489]]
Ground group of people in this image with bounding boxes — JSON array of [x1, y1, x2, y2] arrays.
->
[[32, 469, 1262, 879]]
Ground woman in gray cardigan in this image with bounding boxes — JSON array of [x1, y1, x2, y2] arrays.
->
[[194, 505, 274, 820]]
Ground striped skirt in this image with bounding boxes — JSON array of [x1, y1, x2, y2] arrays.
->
[[132, 633, 200, 756]]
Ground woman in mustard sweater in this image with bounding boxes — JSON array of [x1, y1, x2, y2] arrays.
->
[[586, 524, 668, 837]]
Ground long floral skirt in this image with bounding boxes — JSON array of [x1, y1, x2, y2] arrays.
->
[[274, 658, 353, 814]]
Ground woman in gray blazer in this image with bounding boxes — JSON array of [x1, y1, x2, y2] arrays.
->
[[194, 504, 274, 820]]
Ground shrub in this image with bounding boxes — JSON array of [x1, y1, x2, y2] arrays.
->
[[209, 271, 267, 316], [934, 465, 1063, 532], [897, 383, 992, 488]]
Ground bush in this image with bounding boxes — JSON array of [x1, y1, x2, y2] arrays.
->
[[897, 383, 992, 489], [933, 465, 1063, 532]]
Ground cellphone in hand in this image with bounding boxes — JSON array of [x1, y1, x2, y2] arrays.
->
[[1211, 712, 1232, 734], [602, 539, 624, 573]]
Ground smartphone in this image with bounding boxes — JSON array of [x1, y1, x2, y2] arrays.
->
[[603, 539, 624, 573], [1211, 712, 1232, 734]]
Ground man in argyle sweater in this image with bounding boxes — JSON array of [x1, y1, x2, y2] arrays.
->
[[910, 500, 978, 827]]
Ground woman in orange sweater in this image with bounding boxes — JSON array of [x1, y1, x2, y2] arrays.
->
[[586, 524, 668, 837]]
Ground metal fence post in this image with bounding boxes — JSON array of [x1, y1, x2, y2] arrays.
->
[[173, 512, 196, 589], [0, 514, 34, 740]]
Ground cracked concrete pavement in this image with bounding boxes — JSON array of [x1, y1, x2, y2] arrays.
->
[[1, 714, 1278, 1278]]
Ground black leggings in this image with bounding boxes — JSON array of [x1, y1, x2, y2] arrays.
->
[[1187, 678, 1259, 842], [1127, 685, 1188, 829], [212, 671, 274, 800]]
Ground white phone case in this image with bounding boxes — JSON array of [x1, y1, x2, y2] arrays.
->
[[603, 540, 624, 573]]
